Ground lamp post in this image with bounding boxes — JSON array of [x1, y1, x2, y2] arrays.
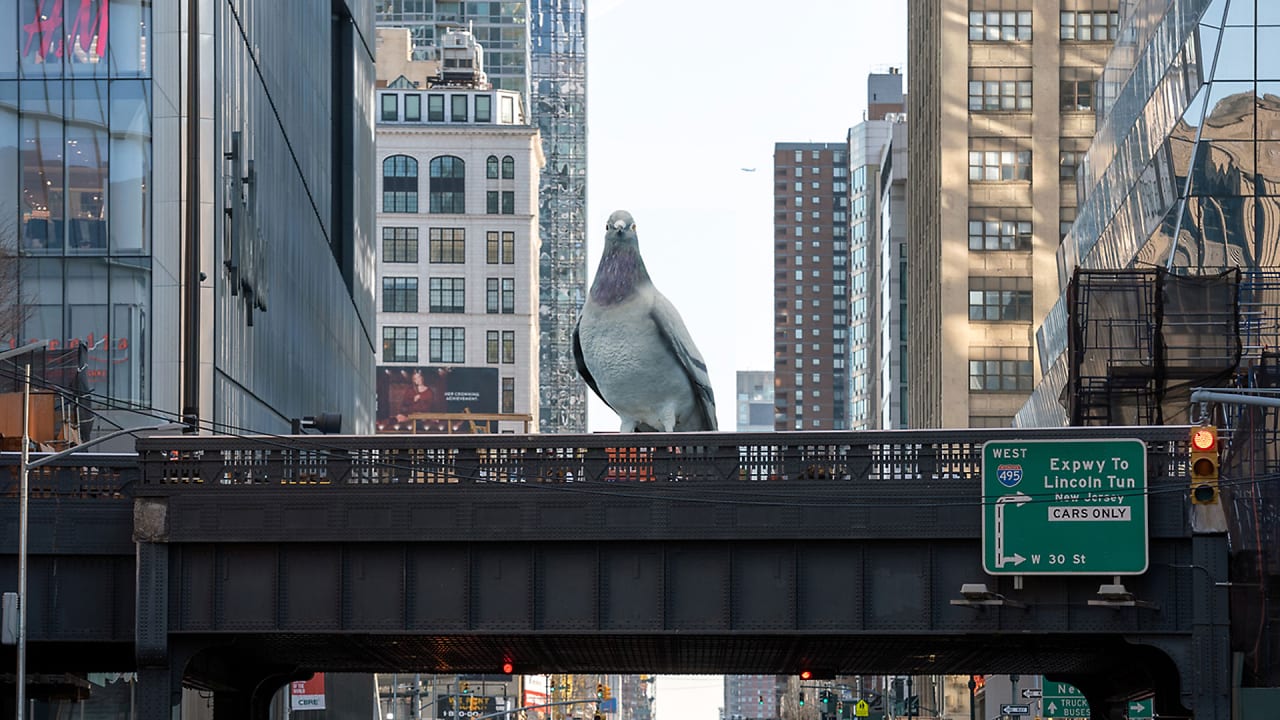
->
[[1, 340, 46, 720], [2, 338, 184, 720]]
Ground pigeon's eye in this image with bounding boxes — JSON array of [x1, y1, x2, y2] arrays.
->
[[630, 223, 637, 230]]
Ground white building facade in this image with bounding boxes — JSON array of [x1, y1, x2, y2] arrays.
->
[[374, 55, 544, 434]]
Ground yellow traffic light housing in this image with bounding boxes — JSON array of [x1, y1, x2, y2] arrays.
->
[[1190, 426, 1220, 505], [596, 683, 604, 699]]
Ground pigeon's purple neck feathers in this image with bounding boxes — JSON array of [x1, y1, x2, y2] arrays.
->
[[590, 237, 650, 306]]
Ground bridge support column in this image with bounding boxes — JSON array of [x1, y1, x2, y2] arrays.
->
[[1188, 534, 1231, 719], [136, 536, 175, 720]]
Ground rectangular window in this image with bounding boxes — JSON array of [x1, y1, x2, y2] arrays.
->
[[502, 330, 515, 363], [487, 191, 499, 214], [428, 277, 466, 313], [969, 346, 1034, 392], [382, 277, 418, 312], [1061, 68, 1096, 111], [429, 327, 465, 363], [500, 95, 515, 123], [475, 94, 492, 122], [404, 94, 421, 122], [487, 278, 500, 314], [1061, 206, 1078, 241], [968, 208, 1032, 250], [382, 326, 418, 363], [502, 278, 516, 314], [451, 94, 468, 121], [427, 94, 445, 122], [501, 190, 515, 215], [429, 227, 465, 263], [968, 138, 1031, 181], [382, 227, 419, 262], [487, 231, 516, 263], [968, 276, 1032, 321], [968, 67, 1033, 111], [968, 8, 1032, 41], [1060, 10, 1119, 41], [1060, 137, 1091, 180], [501, 377, 515, 414], [381, 93, 398, 121], [487, 330, 500, 363]]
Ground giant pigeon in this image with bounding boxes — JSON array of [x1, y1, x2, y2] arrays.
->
[[573, 210, 718, 432]]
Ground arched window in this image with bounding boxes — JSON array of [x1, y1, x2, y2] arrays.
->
[[486, 155, 499, 179], [501, 155, 515, 179], [382, 155, 418, 213], [429, 156, 466, 213]]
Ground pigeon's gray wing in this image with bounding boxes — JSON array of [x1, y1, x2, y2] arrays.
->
[[572, 318, 613, 410], [650, 294, 718, 431]]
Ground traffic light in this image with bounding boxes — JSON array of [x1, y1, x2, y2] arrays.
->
[[799, 693, 806, 707], [604, 684, 612, 700], [821, 690, 832, 708], [800, 670, 813, 681], [502, 661, 514, 674], [461, 682, 471, 694], [1190, 425, 1220, 504], [597, 683, 604, 699]]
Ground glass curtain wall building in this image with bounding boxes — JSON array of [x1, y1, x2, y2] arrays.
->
[[1016, 0, 1280, 426], [376, 0, 589, 433], [2, 0, 377, 437]]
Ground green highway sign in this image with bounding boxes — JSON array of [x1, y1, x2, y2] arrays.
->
[[1042, 680, 1089, 719], [1126, 699, 1153, 719], [983, 439, 1148, 575]]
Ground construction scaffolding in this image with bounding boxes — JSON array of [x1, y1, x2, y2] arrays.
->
[[1066, 268, 1240, 426], [1065, 268, 1280, 687]]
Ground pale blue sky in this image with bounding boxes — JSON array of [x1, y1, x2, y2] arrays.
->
[[654, 676, 726, 720], [584, 1, 909, 432]]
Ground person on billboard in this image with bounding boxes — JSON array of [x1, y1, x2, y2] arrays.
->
[[395, 368, 446, 422]]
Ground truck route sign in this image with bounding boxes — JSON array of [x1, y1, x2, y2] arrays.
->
[[982, 439, 1148, 575]]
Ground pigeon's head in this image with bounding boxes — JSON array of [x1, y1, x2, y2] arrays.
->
[[605, 210, 637, 243]]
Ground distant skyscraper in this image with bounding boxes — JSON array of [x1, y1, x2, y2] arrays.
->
[[877, 120, 910, 429], [907, 0, 1119, 428], [376, 1, 588, 433], [724, 675, 784, 720], [773, 142, 850, 430], [848, 71, 905, 429], [773, 71, 903, 431], [736, 371, 775, 431]]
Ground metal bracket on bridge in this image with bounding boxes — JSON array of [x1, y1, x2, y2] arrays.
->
[[950, 583, 1027, 609], [1087, 582, 1160, 611]]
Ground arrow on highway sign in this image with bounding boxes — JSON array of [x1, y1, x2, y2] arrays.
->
[[1021, 688, 1042, 699], [1000, 704, 1030, 715], [1127, 699, 1153, 719]]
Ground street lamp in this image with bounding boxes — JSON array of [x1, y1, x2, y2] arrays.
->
[[2, 339, 185, 720]]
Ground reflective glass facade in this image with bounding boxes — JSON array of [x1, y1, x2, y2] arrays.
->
[[374, 0, 588, 433], [1018, 0, 1280, 426], [530, 0, 587, 432], [2, 0, 153, 406], [3, 0, 378, 435]]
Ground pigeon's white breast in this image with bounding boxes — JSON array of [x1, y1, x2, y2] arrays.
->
[[578, 297, 695, 426]]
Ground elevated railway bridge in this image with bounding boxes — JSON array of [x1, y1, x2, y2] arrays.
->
[[0, 426, 1231, 719]]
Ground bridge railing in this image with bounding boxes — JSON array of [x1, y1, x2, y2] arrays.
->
[[0, 453, 140, 498], [133, 426, 1191, 490]]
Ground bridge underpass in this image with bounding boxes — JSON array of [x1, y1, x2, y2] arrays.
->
[[0, 427, 1228, 720]]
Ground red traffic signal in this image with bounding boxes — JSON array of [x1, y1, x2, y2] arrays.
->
[[1189, 426, 1220, 505], [800, 670, 813, 681], [502, 661, 514, 674]]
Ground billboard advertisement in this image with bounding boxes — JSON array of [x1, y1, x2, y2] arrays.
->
[[376, 366, 499, 433], [290, 674, 326, 711]]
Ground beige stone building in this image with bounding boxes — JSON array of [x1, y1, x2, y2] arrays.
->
[[907, 0, 1118, 428]]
